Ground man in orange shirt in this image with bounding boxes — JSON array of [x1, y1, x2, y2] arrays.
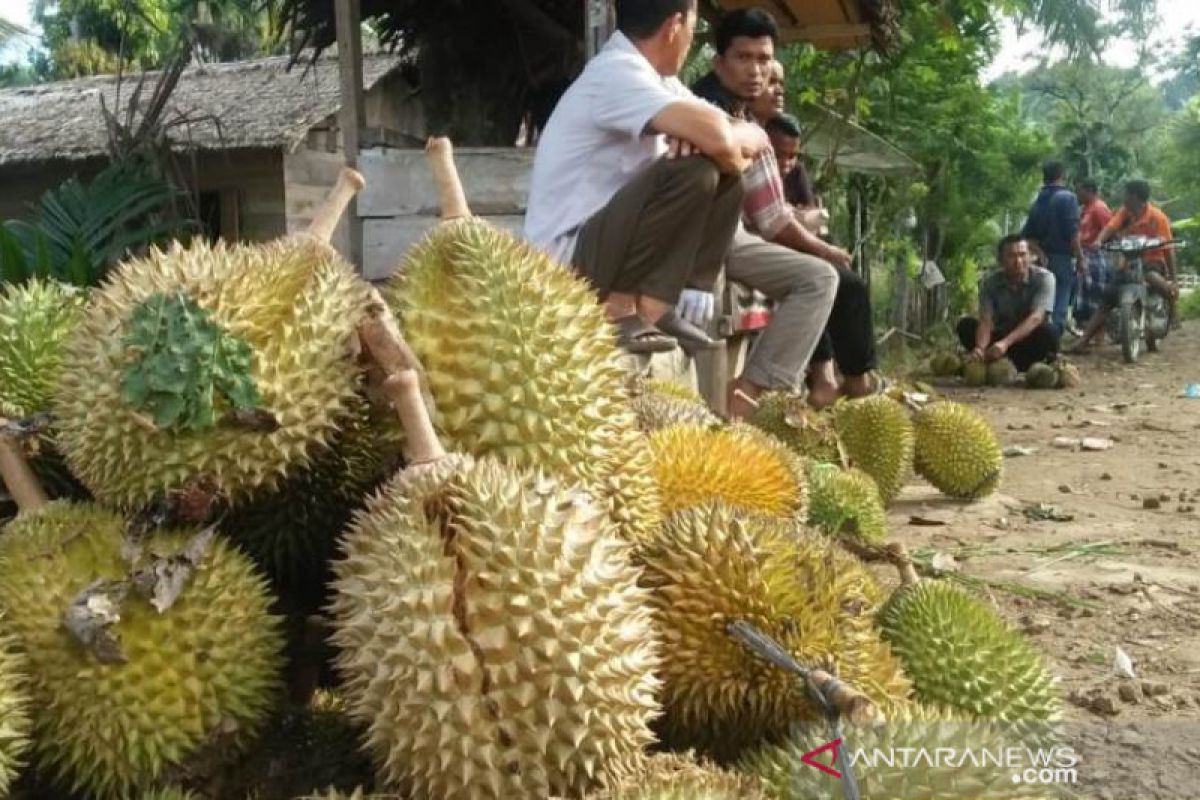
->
[[1070, 179, 1178, 351]]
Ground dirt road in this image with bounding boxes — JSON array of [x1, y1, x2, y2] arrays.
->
[[886, 325, 1200, 799]]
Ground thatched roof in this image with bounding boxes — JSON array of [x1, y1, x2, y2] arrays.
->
[[0, 52, 403, 168], [709, 0, 902, 53]]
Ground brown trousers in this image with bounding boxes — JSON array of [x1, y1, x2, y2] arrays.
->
[[570, 155, 744, 303]]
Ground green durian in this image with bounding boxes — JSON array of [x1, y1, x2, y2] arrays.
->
[[583, 752, 768, 799], [329, 455, 661, 798], [629, 379, 719, 433], [962, 360, 989, 386], [832, 396, 914, 504], [0, 501, 285, 799], [744, 703, 1059, 799], [878, 579, 1061, 724], [649, 423, 808, 522], [1056, 362, 1081, 389], [747, 392, 842, 462], [806, 463, 888, 544], [0, 278, 87, 420], [388, 219, 661, 540], [913, 400, 1003, 499], [636, 503, 910, 760], [987, 358, 1017, 386], [1025, 362, 1059, 389], [929, 352, 963, 377], [0, 632, 30, 797], [52, 230, 372, 510]]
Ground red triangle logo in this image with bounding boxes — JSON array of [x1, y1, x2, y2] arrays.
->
[[800, 738, 843, 779]]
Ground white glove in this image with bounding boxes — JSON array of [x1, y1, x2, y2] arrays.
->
[[676, 289, 715, 327]]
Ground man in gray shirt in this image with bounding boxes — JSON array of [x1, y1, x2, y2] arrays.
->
[[956, 234, 1060, 372]]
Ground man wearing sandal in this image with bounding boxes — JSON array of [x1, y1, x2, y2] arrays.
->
[[525, 0, 767, 355], [688, 8, 845, 416]]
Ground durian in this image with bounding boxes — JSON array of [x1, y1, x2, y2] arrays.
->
[[636, 503, 910, 759], [744, 703, 1055, 799], [1025, 362, 1059, 389], [832, 396, 913, 504], [806, 463, 887, 544], [386, 141, 659, 541], [962, 360, 989, 387], [629, 379, 719, 433], [649, 423, 808, 521], [51, 170, 372, 509], [0, 278, 87, 420], [929, 351, 963, 377], [582, 752, 768, 799], [330, 455, 661, 798], [878, 578, 1061, 724], [747, 392, 841, 462], [986, 357, 1017, 386], [0, 501, 284, 799], [913, 400, 1003, 499], [1056, 362, 1081, 389], [0, 633, 30, 797]]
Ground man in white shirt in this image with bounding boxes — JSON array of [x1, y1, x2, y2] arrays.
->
[[524, 0, 768, 354]]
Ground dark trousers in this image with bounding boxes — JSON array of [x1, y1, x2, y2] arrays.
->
[[811, 267, 877, 376], [571, 155, 744, 304], [956, 317, 1060, 372]]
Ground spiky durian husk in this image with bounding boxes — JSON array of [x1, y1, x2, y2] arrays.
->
[[221, 395, 404, 590], [329, 455, 661, 799], [806, 464, 888, 544], [0, 501, 285, 799], [630, 393, 719, 433], [648, 423, 808, 521], [832, 396, 914, 504], [743, 703, 1055, 799], [878, 580, 1061, 724], [912, 400, 1003, 499], [747, 392, 841, 463], [636, 503, 910, 760], [0, 633, 31, 797], [51, 237, 372, 509], [387, 220, 660, 540], [0, 278, 87, 420], [583, 753, 768, 799]]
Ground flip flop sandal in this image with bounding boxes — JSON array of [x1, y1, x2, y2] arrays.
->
[[613, 314, 677, 354], [653, 309, 720, 351]]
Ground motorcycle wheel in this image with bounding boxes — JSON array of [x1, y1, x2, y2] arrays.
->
[[1118, 298, 1143, 363]]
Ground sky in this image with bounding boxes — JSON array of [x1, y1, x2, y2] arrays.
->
[[3, 0, 1200, 70]]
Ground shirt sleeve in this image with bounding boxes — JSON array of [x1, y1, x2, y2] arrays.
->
[[1033, 271, 1055, 313], [741, 149, 792, 241], [591, 54, 692, 140]]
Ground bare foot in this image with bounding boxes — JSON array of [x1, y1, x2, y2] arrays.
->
[[841, 373, 874, 399]]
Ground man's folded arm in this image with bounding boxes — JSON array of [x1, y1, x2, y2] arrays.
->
[[648, 101, 764, 174]]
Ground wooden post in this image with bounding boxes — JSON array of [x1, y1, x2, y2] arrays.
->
[[584, 0, 614, 60], [335, 0, 365, 272]]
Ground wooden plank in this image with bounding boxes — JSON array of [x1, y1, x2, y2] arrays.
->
[[358, 147, 534, 218], [363, 215, 527, 281], [219, 188, 241, 242]]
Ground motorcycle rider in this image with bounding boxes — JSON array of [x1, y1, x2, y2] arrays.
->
[[1069, 179, 1178, 352]]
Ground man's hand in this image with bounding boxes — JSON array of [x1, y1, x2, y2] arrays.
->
[[676, 289, 715, 327], [730, 118, 770, 158], [822, 244, 853, 270], [985, 340, 1009, 361], [666, 136, 700, 160], [968, 347, 986, 362]]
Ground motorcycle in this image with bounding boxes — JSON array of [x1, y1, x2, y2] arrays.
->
[[1100, 235, 1182, 363]]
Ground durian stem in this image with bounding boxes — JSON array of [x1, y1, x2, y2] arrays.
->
[[0, 433, 48, 511], [305, 166, 365, 244], [426, 137, 472, 220], [807, 668, 881, 725], [887, 542, 921, 587], [358, 288, 426, 375], [385, 370, 446, 464]]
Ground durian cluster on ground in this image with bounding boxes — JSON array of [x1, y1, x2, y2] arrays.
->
[[928, 350, 1081, 390], [0, 143, 1065, 800]]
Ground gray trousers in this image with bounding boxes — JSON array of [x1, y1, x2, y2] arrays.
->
[[726, 226, 838, 390], [571, 156, 744, 302]]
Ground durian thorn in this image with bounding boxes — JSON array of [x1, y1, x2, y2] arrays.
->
[[304, 166, 366, 244], [383, 371, 446, 464], [425, 136, 472, 220], [0, 432, 48, 511]]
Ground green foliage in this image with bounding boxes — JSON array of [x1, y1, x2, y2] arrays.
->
[[1180, 287, 1200, 321], [0, 159, 188, 287], [119, 292, 261, 431]]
